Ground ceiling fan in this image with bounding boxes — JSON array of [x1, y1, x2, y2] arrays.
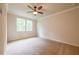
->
[[26, 5, 44, 16]]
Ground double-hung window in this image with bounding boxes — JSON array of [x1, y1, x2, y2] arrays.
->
[[16, 17, 32, 32]]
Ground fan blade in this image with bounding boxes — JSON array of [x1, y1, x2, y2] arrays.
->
[[38, 6, 42, 10], [38, 11, 43, 14], [27, 5, 34, 10], [34, 6, 37, 11], [26, 11, 34, 13]]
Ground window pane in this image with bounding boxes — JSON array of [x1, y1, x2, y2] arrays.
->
[[26, 20, 32, 31], [17, 18, 25, 31]]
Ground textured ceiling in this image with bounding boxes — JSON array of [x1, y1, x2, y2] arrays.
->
[[8, 3, 79, 20]]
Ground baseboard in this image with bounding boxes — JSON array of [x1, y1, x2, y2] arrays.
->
[[51, 39, 79, 47], [39, 37, 79, 47], [8, 36, 37, 43]]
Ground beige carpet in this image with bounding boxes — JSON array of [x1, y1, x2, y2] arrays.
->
[[5, 37, 79, 55]]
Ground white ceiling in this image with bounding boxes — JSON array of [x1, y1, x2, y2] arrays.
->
[[8, 3, 79, 20]]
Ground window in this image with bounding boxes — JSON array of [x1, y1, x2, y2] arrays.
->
[[16, 17, 32, 32], [26, 20, 32, 31], [17, 18, 25, 31]]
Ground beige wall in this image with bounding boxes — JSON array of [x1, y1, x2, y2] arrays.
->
[[0, 5, 1, 43], [0, 14, 1, 37], [7, 13, 37, 42], [0, 11, 2, 54], [0, 4, 2, 54], [0, 4, 7, 54], [37, 7, 79, 47]]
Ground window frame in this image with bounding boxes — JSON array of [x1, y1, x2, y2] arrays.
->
[[26, 20, 33, 31], [16, 17, 33, 32]]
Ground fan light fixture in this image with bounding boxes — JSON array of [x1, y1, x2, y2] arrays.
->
[[33, 11, 38, 15], [26, 5, 44, 16]]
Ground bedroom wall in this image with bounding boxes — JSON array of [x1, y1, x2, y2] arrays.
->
[[0, 14, 1, 40], [37, 7, 79, 47], [0, 9, 2, 54], [7, 13, 37, 42], [0, 4, 7, 54], [0, 4, 2, 49]]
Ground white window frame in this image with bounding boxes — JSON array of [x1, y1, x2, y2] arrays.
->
[[16, 17, 33, 32]]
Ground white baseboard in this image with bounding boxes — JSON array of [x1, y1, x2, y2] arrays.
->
[[40, 37, 79, 47]]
